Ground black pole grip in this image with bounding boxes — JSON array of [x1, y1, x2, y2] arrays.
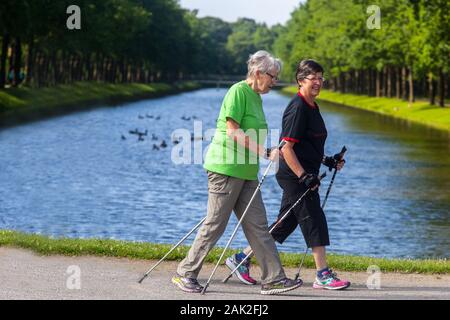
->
[[334, 146, 347, 161], [339, 146, 347, 157]]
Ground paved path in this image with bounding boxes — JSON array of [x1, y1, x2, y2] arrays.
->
[[1, 247, 449, 300]]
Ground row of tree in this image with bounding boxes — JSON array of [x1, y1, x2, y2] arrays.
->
[[1, 0, 448, 106], [0, 0, 277, 88], [274, 0, 449, 106]]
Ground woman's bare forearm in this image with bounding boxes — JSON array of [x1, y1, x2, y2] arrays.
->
[[281, 141, 305, 178], [226, 118, 265, 157]]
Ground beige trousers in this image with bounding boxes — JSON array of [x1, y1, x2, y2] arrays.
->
[[177, 171, 286, 284]]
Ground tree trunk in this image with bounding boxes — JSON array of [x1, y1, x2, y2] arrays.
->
[[67, 54, 72, 83], [395, 67, 400, 99], [93, 54, 98, 81], [9, 41, 14, 82], [77, 56, 83, 81], [370, 69, 375, 96], [26, 37, 34, 86], [106, 58, 112, 82], [146, 67, 151, 83], [0, 34, 10, 88], [51, 52, 57, 85], [43, 54, 50, 86], [438, 70, 445, 107], [101, 56, 107, 82], [421, 78, 426, 100], [408, 67, 414, 105], [105, 57, 110, 82], [86, 53, 93, 81], [36, 51, 43, 87], [75, 55, 80, 82], [138, 63, 144, 83], [34, 50, 40, 87], [97, 54, 104, 81], [111, 59, 116, 83], [401, 67, 407, 100], [133, 63, 138, 83], [361, 70, 366, 95], [376, 70, 381, 97], [91, 53, 96, 81], [12, 37, 22, 87], [351, 70, 355, 93], [120, 57, 126, 83], [60, 51, 66, 84], [387, 67, 392, 98], [428, 72, 435, 105], [341, 73, 346, 93], [74, 56, 80, 81]]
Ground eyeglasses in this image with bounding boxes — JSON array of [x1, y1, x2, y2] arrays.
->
[[304, 76, 325, 83], [265, 72, 278, 81]]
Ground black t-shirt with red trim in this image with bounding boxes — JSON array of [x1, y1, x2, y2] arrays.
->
[[277, 92, 327, 179]]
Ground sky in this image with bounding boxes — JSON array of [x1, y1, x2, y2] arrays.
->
[[179, 0, 302, 26]]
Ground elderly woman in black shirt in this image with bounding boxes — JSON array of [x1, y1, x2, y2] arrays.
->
[[227, 60, 350, 290]]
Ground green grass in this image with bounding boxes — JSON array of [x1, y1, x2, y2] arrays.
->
[[282, 87, 450, 132], [0, 81, 200, 126], [1, 230, 448, 274]]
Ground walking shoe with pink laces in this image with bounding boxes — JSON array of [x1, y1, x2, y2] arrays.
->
[[225, 254, 257, 285], [313, 269, 351, 290]]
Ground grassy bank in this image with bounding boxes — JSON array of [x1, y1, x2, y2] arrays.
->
[[0, 230, 448, 274], [282, 87, 450, 132], [0, 81, 201, 127]]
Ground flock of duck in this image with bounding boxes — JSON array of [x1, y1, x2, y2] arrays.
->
[[121, 114, 203, 150]]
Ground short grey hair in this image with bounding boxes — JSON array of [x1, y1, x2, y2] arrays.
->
[[247, 50, 282, 78]]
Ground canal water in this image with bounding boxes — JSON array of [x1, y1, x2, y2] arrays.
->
[[1, 88, 449, 259]]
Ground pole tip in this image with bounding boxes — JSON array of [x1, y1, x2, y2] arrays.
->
[[201, 284, 209, 295]]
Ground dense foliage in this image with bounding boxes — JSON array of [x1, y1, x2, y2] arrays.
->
[[0, 0, 448, 105], [0, 0, 277, 87], [274, 0, 449, 106]]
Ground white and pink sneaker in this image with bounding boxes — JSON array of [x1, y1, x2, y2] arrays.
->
[[313, 270, 350, 290], [225, 254, 257, 285]]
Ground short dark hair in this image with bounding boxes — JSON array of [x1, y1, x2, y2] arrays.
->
[[295, 59, 324, 82]]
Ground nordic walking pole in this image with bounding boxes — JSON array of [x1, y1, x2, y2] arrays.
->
[[322, 146, 347, 208], [201, 140, 286, 295], [222, 172, 327, 283], [138, 216, 206, 284], [294, 146, 347, 280]]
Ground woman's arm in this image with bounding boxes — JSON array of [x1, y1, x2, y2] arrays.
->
[[281, 140, 305, 178], [226, 118, 266, 158]]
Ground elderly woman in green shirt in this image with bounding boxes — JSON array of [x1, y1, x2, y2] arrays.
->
[[173, 51, 302, 295]]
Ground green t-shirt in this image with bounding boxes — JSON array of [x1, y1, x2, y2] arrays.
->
[[204, 81, 268, 180]]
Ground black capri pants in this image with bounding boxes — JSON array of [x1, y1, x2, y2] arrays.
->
[[269, 177, 330, 248]]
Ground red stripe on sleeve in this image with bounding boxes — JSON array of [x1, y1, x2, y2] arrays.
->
[[282, 137, 300, 143]]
